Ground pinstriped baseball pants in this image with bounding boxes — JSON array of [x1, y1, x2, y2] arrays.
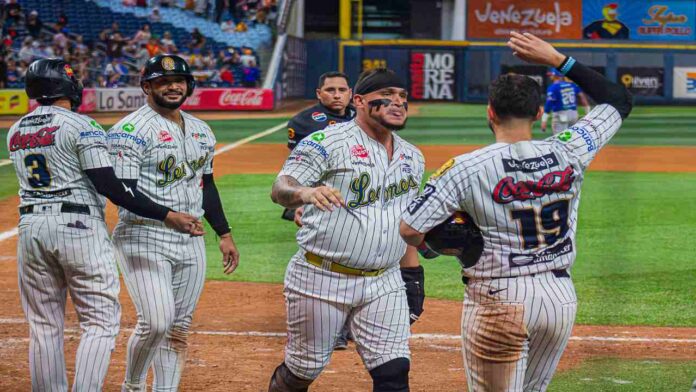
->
[[17, 212, 121, 392], [114, 223, 207, 392], [461, 271, 577, 392]]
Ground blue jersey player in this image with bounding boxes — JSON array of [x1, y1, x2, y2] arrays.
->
[[541, 69, 590, 134]]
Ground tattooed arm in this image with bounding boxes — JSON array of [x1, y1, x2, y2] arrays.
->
[[271, 175, 344, 211]]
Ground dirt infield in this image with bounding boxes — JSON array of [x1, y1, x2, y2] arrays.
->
[[1, 141, 696, 390]]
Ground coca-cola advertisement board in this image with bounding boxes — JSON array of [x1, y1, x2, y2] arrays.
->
[[181, 88, 274, 111]]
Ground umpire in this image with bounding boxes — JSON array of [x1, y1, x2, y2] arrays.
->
[[287, 71, 355, 150]]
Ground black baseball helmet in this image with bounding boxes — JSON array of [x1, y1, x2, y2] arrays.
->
[[140, 54, 195, 96], [25, 58, 83, 111], [424, 211, 484, 269]]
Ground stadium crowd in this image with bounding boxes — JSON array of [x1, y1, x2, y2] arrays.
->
[[0, 0, 271, 89]]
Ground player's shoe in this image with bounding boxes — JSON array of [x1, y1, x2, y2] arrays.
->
[[334, 331, 353, 350]]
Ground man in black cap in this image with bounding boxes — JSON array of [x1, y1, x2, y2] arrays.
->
[[107, 54, 240, 391]]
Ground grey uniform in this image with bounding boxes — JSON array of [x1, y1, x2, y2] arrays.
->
[[8, 105, 120, 391], [278, 121, 425, 380], [107, 104, 216, 391], [403, 105, 623, 391]]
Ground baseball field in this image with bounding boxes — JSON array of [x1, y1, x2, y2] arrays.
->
[[0, 102, 695, 391]]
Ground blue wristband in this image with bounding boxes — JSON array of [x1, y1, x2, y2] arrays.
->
[[558, 57, 576, 75]]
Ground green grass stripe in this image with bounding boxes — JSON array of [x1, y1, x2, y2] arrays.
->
[[550, 358, 696, 391]]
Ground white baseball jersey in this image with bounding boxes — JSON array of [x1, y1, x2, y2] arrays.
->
[[106, 104, 216, 221], [9, 105, 121, 391], [279, 120, 425, 271], [8, 105, 112, 208], [403, 104, 623, 278]]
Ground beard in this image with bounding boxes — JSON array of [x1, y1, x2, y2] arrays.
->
[[369, 110, 408, 131], [152, 91, 186, 110]]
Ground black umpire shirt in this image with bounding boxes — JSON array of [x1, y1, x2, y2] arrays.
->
[[287, 103, 356, 150]]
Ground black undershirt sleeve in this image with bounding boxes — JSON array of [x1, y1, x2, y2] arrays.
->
[[84, 167, 170, 221], [202, 174, 231, 236], [559, 57, 633, 119]]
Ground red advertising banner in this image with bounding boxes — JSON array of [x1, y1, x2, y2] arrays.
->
[[467, 0, 583, 39], [181, 88, 274, 111], [28, 88, 97, 113]]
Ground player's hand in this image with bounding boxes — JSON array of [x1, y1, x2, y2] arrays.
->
[[164, 211, 205, 236], [507, 32, 566, 68], [219, 233, 240, 274], [299, 186, 344, 212], [294, 206, 304, 227], [540, 122, 548, 132]]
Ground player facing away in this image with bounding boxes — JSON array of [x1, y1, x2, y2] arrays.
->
[[541, 68, 591, 134], [400, 32, 632, 391], [9, 59, 199, 391], [268, 68, 426, 392], [107, 55, 240, 391]]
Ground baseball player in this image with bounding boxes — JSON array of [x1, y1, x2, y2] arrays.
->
[[541, 68, 591, 134], [9, 59, 199, 391], [107, 54, 240, 391], [284, 71, 356, 350], [400, 32, 632, 391], [268, 68, 426, 392]]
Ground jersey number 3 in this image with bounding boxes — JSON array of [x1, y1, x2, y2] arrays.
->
[[24, 154, 52, 188], [511, 199, 570, 249]]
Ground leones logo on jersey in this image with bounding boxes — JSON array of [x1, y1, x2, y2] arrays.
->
[[311, 112, 328, 122], [350, 144, 369, 159], [159, 130, 174, 142], [557, 130, 572, 143], [122, 123, 135, 133], [161, 56, 176, 71], [311, 132, 326, 142]]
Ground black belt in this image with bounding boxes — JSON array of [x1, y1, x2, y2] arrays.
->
[[462, 269, 569, 285], [19, 203, 91, 216]]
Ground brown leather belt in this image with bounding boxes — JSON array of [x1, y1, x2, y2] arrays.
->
[[305, 252, 386, 277]]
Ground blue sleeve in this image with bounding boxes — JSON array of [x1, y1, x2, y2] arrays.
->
[[544, 85, 555, 113]]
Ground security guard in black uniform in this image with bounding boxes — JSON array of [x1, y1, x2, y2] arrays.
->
[[286, 71, 355, 150]]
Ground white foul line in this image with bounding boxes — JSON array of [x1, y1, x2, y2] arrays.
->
[[0, 159, 11, 167], [0, 121, 288, 243], [0, 319, 691, 344]]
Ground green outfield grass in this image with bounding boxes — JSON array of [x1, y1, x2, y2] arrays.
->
[[549, 358, 696, 391], [1, 103, 695, 327], [203, 171, 696, 327]]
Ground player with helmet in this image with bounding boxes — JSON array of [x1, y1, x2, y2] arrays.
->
[[400, 32, 632, 391], [9, 58, 200, 391], [107, 54, 240, 391]]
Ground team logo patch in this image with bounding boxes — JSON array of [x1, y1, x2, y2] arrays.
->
[[407, 184, 436, 215], [288, 128, 295, 139], [311, 112, 328, 122], [161, 56, 176, 71], [63, 64, 74, 77], [492, 166, 575, 204], [429, 158, 455, 181], [311, 132, 326, 142], [159, 130, 174, 142], [402, 163, 412, 173], [328, 120, 337, 125], [557, 130, 572, 143], [350, 144, 369, 159], [122, 123, 135, 133], [399, 153, 413, 161]]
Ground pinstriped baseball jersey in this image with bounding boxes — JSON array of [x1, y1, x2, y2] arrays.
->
[[106, 104, 216, 221], [403, 104, 622, 278], [7, 105, 112, 208], [279, 120, 425, 270]]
